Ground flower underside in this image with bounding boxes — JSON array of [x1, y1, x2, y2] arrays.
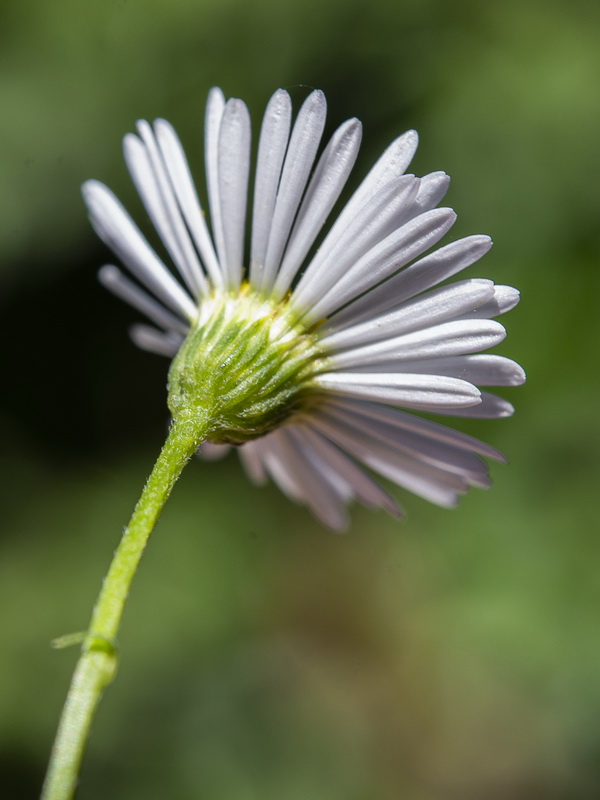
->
[[168, 283, 326, 443]]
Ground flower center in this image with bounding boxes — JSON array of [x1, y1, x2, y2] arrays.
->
[[167, 284, 326, 444]]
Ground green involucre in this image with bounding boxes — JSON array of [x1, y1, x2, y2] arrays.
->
[[167, 285, 328, 444]]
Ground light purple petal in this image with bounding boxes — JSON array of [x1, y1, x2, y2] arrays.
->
[[272, 117, 363, 298], [217, 98, 251, 289], [250, 89, 292, 287], [82, 180, 197, 320]]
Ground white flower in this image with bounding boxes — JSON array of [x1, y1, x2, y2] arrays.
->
[[83, 87, 525, 530]]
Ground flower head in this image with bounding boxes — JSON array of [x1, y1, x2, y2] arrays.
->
[[83, 87, 524, 530]]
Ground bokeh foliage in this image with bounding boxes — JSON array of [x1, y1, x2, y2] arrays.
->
[[1, 0, 599, 797]]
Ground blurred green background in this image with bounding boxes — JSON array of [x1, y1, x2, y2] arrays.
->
[[1, 0, 599, 797]]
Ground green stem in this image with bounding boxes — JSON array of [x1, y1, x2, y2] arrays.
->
[[42, 413, 210, 800]]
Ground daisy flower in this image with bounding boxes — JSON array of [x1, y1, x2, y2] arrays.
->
[[83, 87, 524, 530]]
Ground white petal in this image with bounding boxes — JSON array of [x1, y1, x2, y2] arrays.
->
[[324, 396, 507, 462], [261, 429, 349, 530], [430, 391, 514, 419], [197, 442, 232, 461], [310, 414, 469, 507], [291, 423, 404, 517], [287, 132, 418, 293], [272, 117, 363, 298], [285, 428, 353, 502], [154, 118, 223, 288], [255, 435, 303, 501], [204, 87, 226, 268], [126, 125, 209, 298], [321, 279, 495, 350], [328, 130, 419, 234], [414, 171, 450, 210], [456, 285, 521, 320], [250, 89, 292, 286], [327, 319, 506, 370], [258, 90, 327, 293], [98, 265, 189, 335], [82, 180, 197, 320], [301, 208, 457, 323], [352, 354, 526, 386], [319, 402, 490, 487], [290, 135, 421, 306], [238, 440, 268, 485], [292, 175, 420, 309], [129, 323, 183, 357], [217, 98, 251, 289], [330, 234, 493, 330], [314, 371, 481, 409]]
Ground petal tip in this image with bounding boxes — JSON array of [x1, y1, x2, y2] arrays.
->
[[81, 178, 103, 197]]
